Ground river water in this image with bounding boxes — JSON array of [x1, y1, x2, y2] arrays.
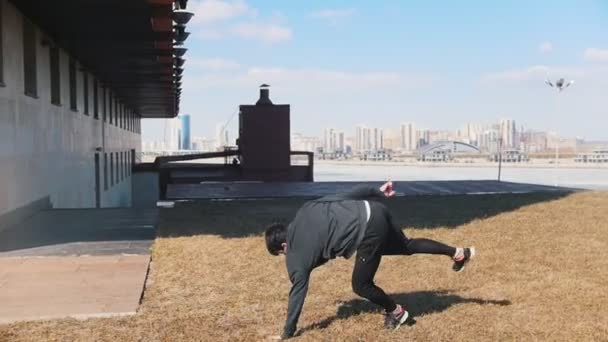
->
[[314, 162, 608, 190]]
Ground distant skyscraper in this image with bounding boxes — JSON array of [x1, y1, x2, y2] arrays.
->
[[400, 122, 416, 151], [355, 125, 367, 152], [215, 123, 230, 149], [323, 128, 334, 153], [191, 136, 213, 151], [323, 128, 345, 153], [500, 119, 517, 148], [292, 133, 320, 152], [479, 129, 500, 153], [164, 118, 181, 151], [372, 128, 383, 151], [416, 129, 431, 148], [180, 114, 191, 150]]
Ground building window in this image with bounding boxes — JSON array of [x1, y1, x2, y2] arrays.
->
[[69, 59, 77, 111], [22, 17, 37, 97], [116, 152, 120, 182], [110, 152, 114, 186], [109, 93, 113, 125], [49, 46, 60, 105], [121, 152, 125, 180], [102, 87, 107, 122], [116, 152, 120, 183], [93, 79, 99, 119], [83, 72, 89, 115], [104, 153, 108, 190]]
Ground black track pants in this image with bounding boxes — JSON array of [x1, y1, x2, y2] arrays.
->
[[351, 201, 456, 312]]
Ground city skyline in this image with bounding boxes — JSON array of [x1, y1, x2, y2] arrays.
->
[[144, 116, 606, 154], [143, 0, 608, 142]]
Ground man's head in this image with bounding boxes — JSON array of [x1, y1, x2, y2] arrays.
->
[[265, 223, 287, 256]]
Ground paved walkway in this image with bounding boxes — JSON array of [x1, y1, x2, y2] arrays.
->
[[0, 255, 149, 324], [0, 208, 157, 324], [167, 180, 574, 200]]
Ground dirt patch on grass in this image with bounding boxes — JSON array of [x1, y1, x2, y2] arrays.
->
[[2, 192, 607, 341]]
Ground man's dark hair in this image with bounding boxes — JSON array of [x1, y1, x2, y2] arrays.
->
[[265, 223, 287, 255]]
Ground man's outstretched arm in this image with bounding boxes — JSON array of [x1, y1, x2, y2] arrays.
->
[[282, 271, 310, 339], [318, 182, 395, 201]]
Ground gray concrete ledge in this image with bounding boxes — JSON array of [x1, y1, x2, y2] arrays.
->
[[167, 180, 575, 200], [0, 208, 158, 257]]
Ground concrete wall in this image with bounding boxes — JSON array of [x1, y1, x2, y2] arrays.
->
[[0, 1, 142, 218]]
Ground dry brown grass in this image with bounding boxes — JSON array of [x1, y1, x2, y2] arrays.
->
[[2, 191, 608, 341]]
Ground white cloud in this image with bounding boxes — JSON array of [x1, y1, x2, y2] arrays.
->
[[539, 41, 553, 53], [188, 58, 241, 71], [189, 0, 255, 24], [482, 65, 552, 82], [312, 8, 356, 19], [481, 64, 608, 85], [245, 67, 400, 85], [188, 0, 293, 44], [231, 23, 293, 43], [311, 8, 356, 25], [583, 48, 608, 63], [183, 65, 433, 92]]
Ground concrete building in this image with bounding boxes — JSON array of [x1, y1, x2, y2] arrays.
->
[[522, 130, 548, 153], [323, 128, 345, 154], [372, 128, 384, 151], [416, 129, 431, 148], [459, 123, 482, 146], [500, 119, 517, 148], [479, 129, 500, 153], [0, 0, 184, 226], [191, 137, 213, 152], [291, 133, 320, 153], [382, 128, 400, 151], [164, 118, 181, 151], [400, 122, 416, 152], [355, 125, 368, 152], [323, 128, 335, 153], [215, 122, 230, 149], [354, 125, 384, 152]]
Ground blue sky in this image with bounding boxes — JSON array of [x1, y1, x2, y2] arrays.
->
[[143, 0, 608, 141]]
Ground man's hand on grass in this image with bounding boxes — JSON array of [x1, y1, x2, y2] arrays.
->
[[379, 181, 396, 197]]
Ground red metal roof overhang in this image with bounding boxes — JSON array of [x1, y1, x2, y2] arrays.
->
[[11, 0, 184, 118]]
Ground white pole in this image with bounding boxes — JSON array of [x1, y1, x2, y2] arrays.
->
[[554, 93, 559, 186]]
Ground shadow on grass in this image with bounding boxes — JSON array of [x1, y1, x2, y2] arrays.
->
[[297, 290, 511, 335], [158, 192, 571, 238]]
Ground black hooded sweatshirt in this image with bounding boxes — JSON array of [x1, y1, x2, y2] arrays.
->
[[282, 185, 384, 338]]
